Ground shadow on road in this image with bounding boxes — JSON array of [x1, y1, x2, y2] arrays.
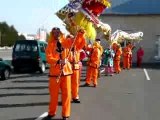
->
[[11, 117, 36, 120], [12, 80, 48, 83], [0, 101, 62, 108], [130, 63, 160, 70], [79, 84, 95, 88], [10, 73, 48, 80], [0, 86, 48, 90], [0, 93, 49, 98]]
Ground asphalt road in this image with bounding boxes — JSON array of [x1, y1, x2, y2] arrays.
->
[[0, 49, 160, 120]]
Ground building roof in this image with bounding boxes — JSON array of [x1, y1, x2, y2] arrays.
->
[[104, 0, 160, 15]]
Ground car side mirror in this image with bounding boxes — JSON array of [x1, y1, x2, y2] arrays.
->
[[0, 58, 3, 61]]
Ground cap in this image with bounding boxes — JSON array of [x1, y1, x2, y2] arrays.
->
[[52, 27, 60, 32]]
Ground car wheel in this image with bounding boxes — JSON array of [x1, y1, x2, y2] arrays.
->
[[39, 62, 46, 73], [1, 68, 10, 80]]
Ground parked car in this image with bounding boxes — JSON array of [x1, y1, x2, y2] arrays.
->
[[12, 40, 47, 73], [0, 58, 11, 80]]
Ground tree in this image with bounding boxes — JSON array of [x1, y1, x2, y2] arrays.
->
[[18, 35, 26, 40], [0, 21, 26, 47]]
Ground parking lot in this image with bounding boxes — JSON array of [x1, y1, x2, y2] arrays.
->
[[0, 49, 160, 120]]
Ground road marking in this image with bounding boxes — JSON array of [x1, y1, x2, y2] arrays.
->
[[35, 112, 48, 120], [143, 68, 151, 80]]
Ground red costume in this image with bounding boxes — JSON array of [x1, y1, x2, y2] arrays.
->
[[137, 47, 144, 67]]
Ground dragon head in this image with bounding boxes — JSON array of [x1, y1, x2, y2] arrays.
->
[[82, 0, 111, 16]]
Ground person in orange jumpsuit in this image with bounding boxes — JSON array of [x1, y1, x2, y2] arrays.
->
[[136, 46, 144, 67], [122, 43, 132, 69], [128, 42, 135, 68], [44, 27, 85, 120], [114, 44, 122, 74], [79, 49, 86, 78], [84, 39, 102, 87], [66, 33, 86, 103]]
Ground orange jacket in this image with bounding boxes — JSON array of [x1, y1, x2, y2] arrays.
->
[[114, 47, 122, 61], [46, 31, 86, 76], [128, 44, 135, 56], [112, 43, 118, 53], [128, 44, 135, 50], [87, 42, 102, 68], [66, 32, 86, 70], [46, 41, 72, 76], [123, 46, 131, 57]]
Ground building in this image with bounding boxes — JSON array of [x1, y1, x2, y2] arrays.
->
[[101, 0, 160, 63], [36, 28, 47, 41]]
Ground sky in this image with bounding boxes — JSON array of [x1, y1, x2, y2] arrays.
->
[[0, 0, 69, 34]]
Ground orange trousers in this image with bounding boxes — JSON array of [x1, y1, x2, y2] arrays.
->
[[71, 69, 80, 99], [48, 76, 71, 117], [114, 60, 121, 73], [129, 56, 132, 67], [123, 57, 130, 69], [86, 66, 98, 85]]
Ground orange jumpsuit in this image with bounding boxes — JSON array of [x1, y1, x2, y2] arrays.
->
[[122, 45, 131, 69], [85, 42, 102, 87], [68, 34, 86, 100], [128, 44, 135, 67], [112, 43, 118, 52], [114, 46, 122, 73], [46, 30, 85, 118]]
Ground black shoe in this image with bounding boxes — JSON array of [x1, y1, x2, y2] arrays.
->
[[72, 98, 81, 103], [93, 84, 97, 88], [43, 115, 54, 120], [63, 116, 69, 120], [83, 83, 90, 87]]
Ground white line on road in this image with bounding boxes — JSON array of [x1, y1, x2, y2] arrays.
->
[[143, 68, 151, 80], [35, 112, 48, 120]]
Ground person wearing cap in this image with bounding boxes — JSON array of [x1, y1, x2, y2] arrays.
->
[[122, 42, 132, 69], [128, 42, 135, 68], [66, 33, 86, 104], [84, 38, 103, 87], [45, 27, 86, 120]]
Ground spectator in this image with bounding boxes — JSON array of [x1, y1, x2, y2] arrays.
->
[[137, 46, 144, 67], [103, 46, 115, 76]]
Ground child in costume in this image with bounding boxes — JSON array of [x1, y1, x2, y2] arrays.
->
[[103, 46, 115, 76]]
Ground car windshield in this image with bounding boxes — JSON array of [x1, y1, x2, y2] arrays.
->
[[14, 43, 38, 52]]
